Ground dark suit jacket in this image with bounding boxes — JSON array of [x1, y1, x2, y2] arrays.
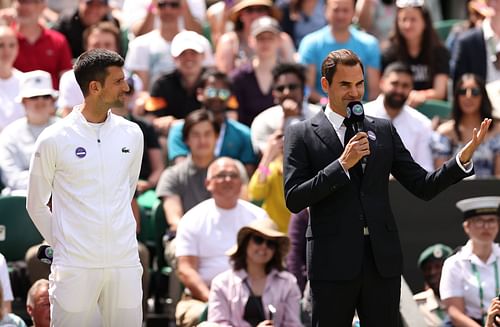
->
[[283, 110, 472, 282], [451, 28, 487, 83]]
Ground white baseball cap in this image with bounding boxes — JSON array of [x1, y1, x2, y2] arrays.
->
[[17, 70, 58, 101], [170, 31, 205, 58]]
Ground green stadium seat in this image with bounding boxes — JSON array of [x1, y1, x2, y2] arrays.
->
[[417, 99, 452, 120], [0, 196, 43, 262]]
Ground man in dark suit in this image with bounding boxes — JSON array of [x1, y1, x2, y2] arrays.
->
[[451, 0, 500, 85], [283, 49, 492, 326]]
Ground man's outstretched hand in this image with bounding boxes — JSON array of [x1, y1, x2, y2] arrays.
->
[[459, 118, 492, 164]]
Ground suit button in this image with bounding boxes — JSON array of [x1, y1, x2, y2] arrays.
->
[[360, 191, 365, 196], [359, 214, 364, 221]]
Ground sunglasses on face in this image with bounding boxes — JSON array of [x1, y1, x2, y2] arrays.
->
[[204, 87, 231, 101], [274, 83, 300, 93], [244, 6, 269, 14], [457, 87, 481, 97], [251, 234, 278, 249], [157, 1, 180, 9], [27, 95, 53, 100]]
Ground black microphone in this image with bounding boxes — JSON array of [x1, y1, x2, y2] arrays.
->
[[37, 245, 53, 265], [346, 101, 367, 171]]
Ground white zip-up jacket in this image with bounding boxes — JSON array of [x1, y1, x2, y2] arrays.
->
[[26, 107, 144, 268]]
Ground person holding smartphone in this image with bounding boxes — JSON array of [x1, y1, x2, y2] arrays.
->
[[208, 219, 302, 327], [440, 196, 500, 326]]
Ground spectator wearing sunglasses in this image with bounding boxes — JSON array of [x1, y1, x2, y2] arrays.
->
[[431, 73, 500, 178], [175, 157, 269, 327], [208, 218, 302, 327], [167, 70, 258, 176], [0, 70, 59, 195], [250, 62, 321, 155]]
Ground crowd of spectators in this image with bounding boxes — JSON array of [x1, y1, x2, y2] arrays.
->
[[0, 0, 500, 325]]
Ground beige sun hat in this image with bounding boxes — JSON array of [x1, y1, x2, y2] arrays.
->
[[226, 218, 290, 256], [229, 0, 281, 23]]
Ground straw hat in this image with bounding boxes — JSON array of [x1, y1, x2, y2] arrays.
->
[[227, 219, 290, 256], [229, 0, 281, 23]]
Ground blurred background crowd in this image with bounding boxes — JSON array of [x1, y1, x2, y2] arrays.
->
[[0, 0, 499, 326]]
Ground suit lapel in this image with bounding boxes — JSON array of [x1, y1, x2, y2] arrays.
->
[[311, 110, 344, 157], [362, 116, 377, 181]]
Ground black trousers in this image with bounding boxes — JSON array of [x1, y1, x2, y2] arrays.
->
[[310, 237, 402, 327]]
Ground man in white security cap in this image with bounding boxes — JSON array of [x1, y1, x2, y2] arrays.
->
[[440, 196, 500, 325], [0, 70, 59, 195], [146, 30, 208, 136]]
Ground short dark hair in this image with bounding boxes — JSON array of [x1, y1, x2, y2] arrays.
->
[[230, 233, 286, 274], [74, 49, 124, 96], [382, 61, 413, 78], [321, 49, 364, 84], [182, 109, 220, 142], [198, 69, 231, 89], [82, 21, 121, 55], [272, 63, 306, 89]]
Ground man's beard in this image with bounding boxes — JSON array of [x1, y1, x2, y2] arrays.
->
[[384, 93, 407, 110]]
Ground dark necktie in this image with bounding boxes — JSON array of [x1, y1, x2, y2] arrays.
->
[[343, 118, 363, 180]]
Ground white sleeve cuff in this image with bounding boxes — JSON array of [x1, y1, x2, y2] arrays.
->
[[455, 153, 473, 173]]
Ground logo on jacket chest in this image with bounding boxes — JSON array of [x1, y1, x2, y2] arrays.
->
[[75, 147, 87, 158]]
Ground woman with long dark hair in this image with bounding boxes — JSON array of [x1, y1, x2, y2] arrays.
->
[[381, 0, 449, 107], [208, 219, 302, 327], [431, 73, 500, 178]]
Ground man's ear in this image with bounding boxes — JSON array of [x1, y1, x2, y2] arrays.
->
[[320, 77, 329, 94], [88, 80, 101, 95]]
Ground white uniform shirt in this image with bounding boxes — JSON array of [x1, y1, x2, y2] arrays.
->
[[364, 95, 434, 171], [175, 198, 269, 286], [440, 241, 500, 320], [27, 107, 144, 268]]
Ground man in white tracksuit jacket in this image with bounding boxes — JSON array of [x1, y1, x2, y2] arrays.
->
[[27, 49, 144, 327]]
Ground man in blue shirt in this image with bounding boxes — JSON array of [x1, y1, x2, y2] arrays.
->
[[298, 0, 380, 103], [167, 70, 258, 176]]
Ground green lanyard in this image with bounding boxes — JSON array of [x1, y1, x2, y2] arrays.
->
[[471, 260, 499, 324]]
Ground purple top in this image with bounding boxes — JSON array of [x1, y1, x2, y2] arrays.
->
[[286, 209, 309, 293], [230, 64, 274, 126]]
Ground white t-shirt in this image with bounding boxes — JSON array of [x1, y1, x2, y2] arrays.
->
[[0, 253, 14, 302], [440, 241, 500, 321], [124, 30, 176, 88], [175, 198, 269, 286], [364, 95, 434, 171], [121, 0, 206, 31], [0, 69, 24, 132]]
